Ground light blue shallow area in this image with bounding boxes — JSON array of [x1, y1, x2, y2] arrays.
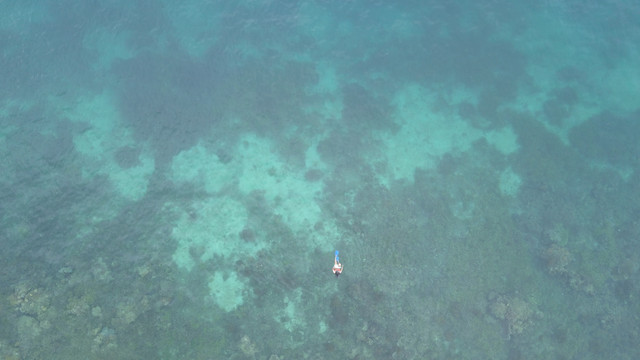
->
[[1, 1, 639, 359]]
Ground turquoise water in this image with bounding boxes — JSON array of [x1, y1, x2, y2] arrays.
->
[[1, 0, 639, 359]]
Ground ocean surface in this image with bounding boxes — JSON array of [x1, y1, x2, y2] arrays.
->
[[1, 1, 639, 359]]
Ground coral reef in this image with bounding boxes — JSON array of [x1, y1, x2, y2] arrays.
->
[[489, 294, 542, 339], [239, 335, 257, 358], [16, 316, 43, 346], [91, 326, 117, 353], [545, 223, 569, 246], [9, 284, 50, 318], [66, 295, 91, 316], [541, 223, 596, 295], [543, 244, 595, 295], [0, 339, 21, 360], [544, 244, 572, 275], [113, 296, 150, 327]]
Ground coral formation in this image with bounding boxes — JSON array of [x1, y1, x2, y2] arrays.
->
[[489, 294, 542, 339], [66, 296, 91, 316], [541, 223, 596, 295], [17, 316, 42, 344], [10, 284, 50, 318], [0, 339, 21, 360], [239, 335, 257, 358], [544, 244, 572, 275], [543, 244, 595, 295], [113, 296, 150, 327], [91, 326, 117, 353]]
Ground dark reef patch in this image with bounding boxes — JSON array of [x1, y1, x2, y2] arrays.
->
[[613, 279, 635, 302], [239, 227, 256, 242], [543, 98, 570, 126], [317, 129, 371, 172], [569, 109, 640, 166], [556, 66, 584, 82], [341, 83, 395, 131], [215, 148, 233, 164], [543, 87, 578, 126], [458, 101, 477, 120], [304, 169, 324, 182], [113, 48, 224, 166], [114, 146, 142, 169]]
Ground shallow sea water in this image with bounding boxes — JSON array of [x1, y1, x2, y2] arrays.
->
[[1, 1, 639, 359]]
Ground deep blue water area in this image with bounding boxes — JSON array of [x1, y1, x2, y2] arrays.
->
[[1, 1, 639, 359]]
